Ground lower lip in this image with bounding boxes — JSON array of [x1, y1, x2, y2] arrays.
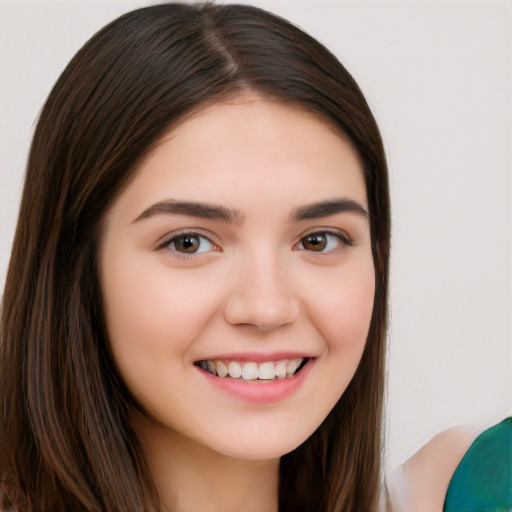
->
[[197, 359, 314, 403]]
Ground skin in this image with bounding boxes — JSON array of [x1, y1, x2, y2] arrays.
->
[[99, 95, 375, 511], [389, 423, 486, 511]]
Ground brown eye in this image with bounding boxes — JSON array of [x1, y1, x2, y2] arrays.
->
[[167, 233, 213, 254], [301, 234, 328, 251], [174, 235, 199, 253], [298, 232, 350, 253]]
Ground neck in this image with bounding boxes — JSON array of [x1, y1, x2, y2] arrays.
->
[[135, 417, 280, 512]]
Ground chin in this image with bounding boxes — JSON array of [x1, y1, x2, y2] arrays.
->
[[203, 421, 316, 462], [216, 438, 304, 462]]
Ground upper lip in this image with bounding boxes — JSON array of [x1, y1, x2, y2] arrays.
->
[[195, 351, 315, 363]]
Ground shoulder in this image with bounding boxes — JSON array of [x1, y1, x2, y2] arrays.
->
[[388, 423, 481, 511], [388, 417, 512, 512], [443, 417, 511, 512]]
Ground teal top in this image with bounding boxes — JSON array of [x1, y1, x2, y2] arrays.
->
[[443, 417, 512, 512]]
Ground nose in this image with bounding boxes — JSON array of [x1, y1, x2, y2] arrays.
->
[[223, 252, 300, 331]]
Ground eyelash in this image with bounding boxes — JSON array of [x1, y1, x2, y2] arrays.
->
[[157, 229, 353, 258], [296, 230, 353, 253]]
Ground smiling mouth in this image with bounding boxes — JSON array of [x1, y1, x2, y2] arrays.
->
[[194, 358, 310, 381]]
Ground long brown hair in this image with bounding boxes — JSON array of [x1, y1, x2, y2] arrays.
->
[[0, 3, 390, 511]]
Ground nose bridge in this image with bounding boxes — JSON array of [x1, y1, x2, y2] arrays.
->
[[224, 244, 300, 330]]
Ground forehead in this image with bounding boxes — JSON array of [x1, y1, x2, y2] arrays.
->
[[111, 96, 367, 219]]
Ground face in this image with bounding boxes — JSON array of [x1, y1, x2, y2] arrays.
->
[[99, 96, 375, 461]]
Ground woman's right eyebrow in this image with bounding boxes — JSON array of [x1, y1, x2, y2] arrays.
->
[[131, 199, 244, 225]]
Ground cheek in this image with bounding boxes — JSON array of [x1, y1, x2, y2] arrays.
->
[[289, 259, 375, 444], [309, 261, 376, 354], [103, 253, 215, 342], [100, 264, 222, 419], [100, 255, 220, 390]]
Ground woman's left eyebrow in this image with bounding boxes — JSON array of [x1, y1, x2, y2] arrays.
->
[[290, 198, 368, 222]]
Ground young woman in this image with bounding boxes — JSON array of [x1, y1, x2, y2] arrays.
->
[[0, 4, 389, 511], [1, 3, 509, 512]]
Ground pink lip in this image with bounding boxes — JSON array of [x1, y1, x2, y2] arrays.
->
[[196, 358, 315, 403]]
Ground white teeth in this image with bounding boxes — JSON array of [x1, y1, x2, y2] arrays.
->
[[228, 361, 242, 379], [275, 361, 287, 378], [216, 360, 228, 378], [199, 358, 306, 380], [286, 358, 301, 376], [241, 362, 258, 381], [258, 361, 276, 380]]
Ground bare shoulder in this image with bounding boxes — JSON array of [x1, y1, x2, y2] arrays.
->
[[387, 424, 484, 512]]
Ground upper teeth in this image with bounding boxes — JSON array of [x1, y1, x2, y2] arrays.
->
[[198, 358, 304, 380]]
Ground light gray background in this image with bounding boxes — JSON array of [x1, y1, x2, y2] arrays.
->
[[1, 0, 511, 472]]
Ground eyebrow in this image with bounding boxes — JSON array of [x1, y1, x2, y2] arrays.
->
[[132, 197, 368, 225], [132, 200, 244, 225], [290, 198, 368, 222]]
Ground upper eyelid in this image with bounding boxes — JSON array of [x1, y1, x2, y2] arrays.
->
[[298, 227, 353, 243]]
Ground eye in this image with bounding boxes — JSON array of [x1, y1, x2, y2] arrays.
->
[[298, 232, 350, 252], [164, 233, 214, 254]]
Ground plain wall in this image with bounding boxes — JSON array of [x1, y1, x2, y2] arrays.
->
[[1, 0, 511, 472]]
